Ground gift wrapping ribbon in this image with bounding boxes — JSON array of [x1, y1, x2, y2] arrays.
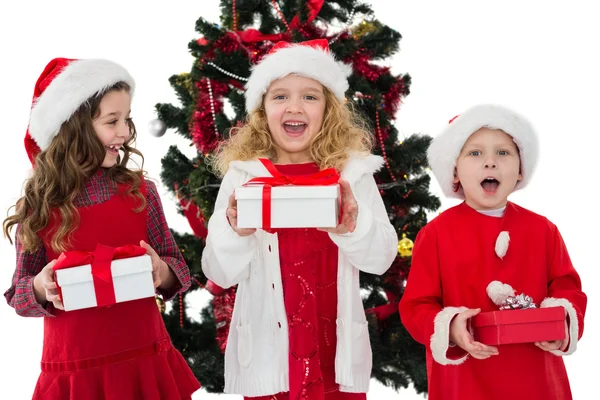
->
[[243, 158, 341, 232], [53, 244, 147, 307]]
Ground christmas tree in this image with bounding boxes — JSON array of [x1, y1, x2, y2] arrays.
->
[[153, 0, 440, 394]]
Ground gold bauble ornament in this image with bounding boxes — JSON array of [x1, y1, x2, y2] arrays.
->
[[155, 295, 166, 313], [351, 20, 380, 39], [398, 233, 414, 257]]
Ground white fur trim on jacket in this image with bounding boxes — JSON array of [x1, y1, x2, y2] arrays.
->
[[244, 43, 352, 112], [430, 306, 469, 365], [28, 59, 135, 151], [495, 231, 510, 259], [427, 104, 539, 199], [540, 297, 580, 356]]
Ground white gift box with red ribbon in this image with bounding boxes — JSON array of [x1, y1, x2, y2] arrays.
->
[[234, 158, 342, 231], [53, 244, 155, 312], [235, 184, 340, 229]]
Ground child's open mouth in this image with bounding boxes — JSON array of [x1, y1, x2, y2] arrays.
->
[[481, 177, 500, 193], [105, 144, 121, 156], [283, 121, 307, 136]]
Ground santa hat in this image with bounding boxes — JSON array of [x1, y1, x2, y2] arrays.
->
[[427, 104, 539, 199], [244, 39, 352, 112], [25, 58, 135, 164]]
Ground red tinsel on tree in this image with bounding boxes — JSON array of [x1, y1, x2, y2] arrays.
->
[[382, 79, 407, 115], [348, 50, 389, 82], [365, 257, 408, 322], [190, 78, 229, 152], [204, 34, 243, 58], [174, 182, 208, 239]]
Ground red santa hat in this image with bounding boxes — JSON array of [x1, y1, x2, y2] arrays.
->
[[25, 58, 135, 164], [427, 104, 539, 199], [244, 39, 352, 112]]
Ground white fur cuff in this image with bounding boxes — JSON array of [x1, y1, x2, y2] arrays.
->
[[540, 297, 579, 356], [430, 306, 469, 365]]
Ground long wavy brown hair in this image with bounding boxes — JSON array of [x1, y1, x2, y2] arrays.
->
[[211, 86, 374, 177], [3, 82, 146, 254]]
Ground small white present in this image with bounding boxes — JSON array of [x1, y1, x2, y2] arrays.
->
[[235, 184, 340, 229], [53, 244, 155, 312]]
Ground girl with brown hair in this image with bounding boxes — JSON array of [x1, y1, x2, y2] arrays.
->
[[3, 58, 200, 399]]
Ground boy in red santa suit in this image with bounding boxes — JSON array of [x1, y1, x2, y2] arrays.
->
[[399, 104, 587, 400]]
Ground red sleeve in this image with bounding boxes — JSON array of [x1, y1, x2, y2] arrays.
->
[[145, 180, 191, 300], [539, 222, 587, 355], [399, 222, 468, 365], [4, 225, 54, 317]]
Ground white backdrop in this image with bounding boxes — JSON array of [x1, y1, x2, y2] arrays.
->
[[0, 1, 598, 399]]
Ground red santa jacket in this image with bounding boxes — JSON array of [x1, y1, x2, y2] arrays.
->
[[399, 201, 586, 400]]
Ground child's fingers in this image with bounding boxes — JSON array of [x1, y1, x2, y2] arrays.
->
[[560, 339, 568, 352], [44, 281, 58, 290], [47, 292, 60, 303], [539, 340, 562, 351], [550, 340, 562, 350], [459, 308, 481, 321], [140, 240, 159, 260], [228, 193, 237, 209], [53, 299, 65, 310], [470, 351, 494, 360], [345, 202, 358, 223], [473, 342, 499, 355], [227, 208, 238, 217], [43, 263, 56, 281], [467, 342, 498, 359], [338, 180, 355, 200], [461, 336, 482, 354], [153, 273, 162, 289]]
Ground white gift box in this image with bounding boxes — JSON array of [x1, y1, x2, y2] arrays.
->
[[55, 254, 155, 312], [235, 185, 340, 229]]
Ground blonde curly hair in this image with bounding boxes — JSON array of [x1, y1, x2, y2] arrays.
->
[[211, 86, 374, 176]]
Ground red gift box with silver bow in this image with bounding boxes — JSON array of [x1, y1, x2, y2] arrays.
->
[[52, 243, 154, 312], [471, 281, 566, 345], [472, 307, 566, 345]]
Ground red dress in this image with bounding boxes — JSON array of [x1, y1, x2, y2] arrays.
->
[[34, 182, 200, 399], [246, 163, 366, 400]]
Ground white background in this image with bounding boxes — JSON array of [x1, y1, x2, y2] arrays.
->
[[0, 1, 598, 399]]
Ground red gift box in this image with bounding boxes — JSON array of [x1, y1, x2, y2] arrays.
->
[[471, 306, 566, 345]]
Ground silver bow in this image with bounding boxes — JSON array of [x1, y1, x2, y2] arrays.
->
[[499, 293, 537, 310]]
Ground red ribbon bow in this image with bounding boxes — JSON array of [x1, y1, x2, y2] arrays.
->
[[233, 0, 324, 44], [243, 158, 341, 232], [53, 244, 147, 308]]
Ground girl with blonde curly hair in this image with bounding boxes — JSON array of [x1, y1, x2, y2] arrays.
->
[[203, 39, 398, 399]]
